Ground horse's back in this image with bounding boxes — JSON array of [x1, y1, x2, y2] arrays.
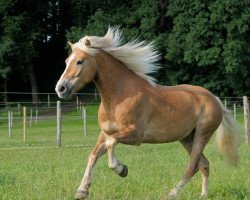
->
[[157, 84, 223, 124], [142, 84, 223, 143], [156, 84, 221, 108], [158, 84, 215, 97]]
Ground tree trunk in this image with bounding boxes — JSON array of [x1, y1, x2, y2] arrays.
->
[[159, 0, 169, 32], [28, 64, 40, 104]]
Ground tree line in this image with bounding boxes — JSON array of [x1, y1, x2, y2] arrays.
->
[[0, 0, 249, 102]]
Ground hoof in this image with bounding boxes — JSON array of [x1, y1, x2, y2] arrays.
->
[[118, 165, 128, 178], [168, 189, 178, 199], [168, 194, 177, 200], [199, 194, 208, 199], [74, 190, 89, 200]]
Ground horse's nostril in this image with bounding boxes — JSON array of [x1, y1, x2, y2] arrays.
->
[[58, 85, 67, 94]]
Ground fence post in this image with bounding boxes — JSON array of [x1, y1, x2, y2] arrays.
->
[[233, 103, 236, 119], [11, 111, 13, 127], [80, 101, 82, 111], [18, 102, 21, 116], [23, 107, 27, 143], [48, 94, 50, 108], [57, 101, 61, 147], [35, 109, 38, 124], [76, 95, 79, 110], [30, 109, 33, 127], [82, 106, 87, 135], [95, 88, 97, 100], [224, 99, 227, 108], [243, 96, 249, 144], [8, 110, 11, 137]]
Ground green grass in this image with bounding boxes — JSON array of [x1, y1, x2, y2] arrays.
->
[[0, 107, 249, 199], [0, 104, 100, 148]]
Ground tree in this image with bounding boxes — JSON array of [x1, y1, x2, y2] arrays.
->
[[0, 0, 42, 103], [0, 0, 249, 98], [66, 0, 250, 96], [166, 0, 250, 96], [0, 0, 72, 102], [0, 36, 14, 103]]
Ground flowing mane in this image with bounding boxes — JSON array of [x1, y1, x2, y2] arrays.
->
[[73, 27, 161, 85]]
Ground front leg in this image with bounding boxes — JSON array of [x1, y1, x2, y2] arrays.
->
[[105, 125, 142, 177], [106, 136, 128, 177], [75, 133, 106, 200]]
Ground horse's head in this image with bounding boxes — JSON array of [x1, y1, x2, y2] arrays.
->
[[55, 40, 98, 99]]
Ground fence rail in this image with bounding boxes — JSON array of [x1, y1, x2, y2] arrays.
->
[[0, 94, 249, 147], [0, 91, 100, 108]]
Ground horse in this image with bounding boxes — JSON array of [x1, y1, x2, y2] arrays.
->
[[55, 27, 239, 199]]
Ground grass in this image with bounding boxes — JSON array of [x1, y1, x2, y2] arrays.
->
[[0, 104, 100, 148], [0, 105, 249, 199]]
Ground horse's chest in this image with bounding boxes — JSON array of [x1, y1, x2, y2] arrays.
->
[[99, 121, 120, 134], [98, 107, 132, 134]]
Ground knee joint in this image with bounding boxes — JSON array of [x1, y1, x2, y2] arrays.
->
[[200, 162, 210, 176]]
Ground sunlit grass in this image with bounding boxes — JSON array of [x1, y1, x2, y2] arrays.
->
[[0, 106, 249, 199]]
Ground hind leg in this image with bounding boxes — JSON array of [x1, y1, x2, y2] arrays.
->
[[199, 155, 209, 198], [169, 131, 211, 198], [180, 138, 210, 198]]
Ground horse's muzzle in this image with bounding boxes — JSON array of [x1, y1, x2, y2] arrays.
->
[[55, 80, 73, 99]]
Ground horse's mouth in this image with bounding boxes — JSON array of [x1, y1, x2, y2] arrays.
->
[[57, 90, 73, 99]]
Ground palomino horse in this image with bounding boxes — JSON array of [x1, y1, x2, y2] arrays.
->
[[55, 27, 239, 199]]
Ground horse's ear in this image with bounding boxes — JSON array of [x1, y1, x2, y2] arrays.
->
[[85, 39, 91, 47], [68, 41, 74, 49]]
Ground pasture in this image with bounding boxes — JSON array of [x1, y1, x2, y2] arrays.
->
[[0, 105, 249, 199]]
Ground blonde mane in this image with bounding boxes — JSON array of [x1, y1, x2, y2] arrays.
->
[[73, 27, 161, 85]]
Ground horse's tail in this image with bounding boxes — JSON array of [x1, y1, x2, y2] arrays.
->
[[216, 98, 240, 166]]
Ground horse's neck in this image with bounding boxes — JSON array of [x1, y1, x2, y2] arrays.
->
[[94, 52, 136, 107]]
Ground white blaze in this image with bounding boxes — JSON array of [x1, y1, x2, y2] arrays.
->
[[61, 53, 76, 78], [55, 53, 76, 94]]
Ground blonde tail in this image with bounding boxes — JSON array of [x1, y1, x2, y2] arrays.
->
[[216, 98, 240, 165]]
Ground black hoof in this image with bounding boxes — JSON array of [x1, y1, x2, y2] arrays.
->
[[119, 165, 128, 178]]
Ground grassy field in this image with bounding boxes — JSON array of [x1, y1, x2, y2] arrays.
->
[[0, 105, 249, 199]]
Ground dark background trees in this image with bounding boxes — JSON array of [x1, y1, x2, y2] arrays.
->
[[0, 0, 249, 102]]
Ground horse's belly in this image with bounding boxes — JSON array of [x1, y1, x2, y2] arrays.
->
[[142, 129, 190, 143], [142, 120, 195, 143]]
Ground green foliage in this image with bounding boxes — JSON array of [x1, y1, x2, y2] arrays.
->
[[0, 0, 249, 96], [66, 0, 249, 96], [166, 0, 250, 96], [67, 0, 159, 42], [0, 0, 43, 84], [0, 37, 14, 79]]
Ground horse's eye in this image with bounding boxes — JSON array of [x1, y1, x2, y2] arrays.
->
[[76, 60, 84, 65]]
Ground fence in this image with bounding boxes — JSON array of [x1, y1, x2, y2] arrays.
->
[[0, 94, 249, 147], [0, 93, 100, 148], [0, 91, 99, 108]]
